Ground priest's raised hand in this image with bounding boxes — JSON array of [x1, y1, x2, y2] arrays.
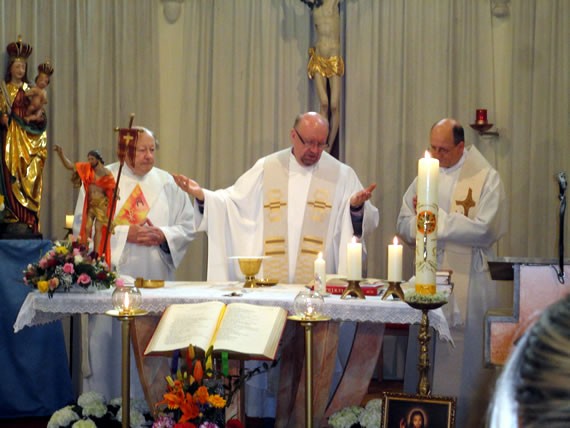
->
[[172, 174, 205, 202]]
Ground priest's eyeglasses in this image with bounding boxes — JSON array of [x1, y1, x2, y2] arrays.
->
[[294, 128, 329, 150]]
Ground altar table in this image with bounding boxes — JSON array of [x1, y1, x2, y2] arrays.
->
[[15, 281, 451, 427]]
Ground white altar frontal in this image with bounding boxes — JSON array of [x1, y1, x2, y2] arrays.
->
[[14, 281, 451, 426]]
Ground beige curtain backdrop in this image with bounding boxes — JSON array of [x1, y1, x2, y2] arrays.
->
[[0, 0, 568, 282]]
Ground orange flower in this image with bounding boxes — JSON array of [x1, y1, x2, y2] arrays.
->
[[157, 380, 185, 409], [194, 385, 209, 404], [208, 394, 227, 408], [193, 360, 203, 383], [178, 392, 200, 423]]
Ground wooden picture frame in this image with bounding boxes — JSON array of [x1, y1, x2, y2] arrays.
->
[[381, 392, 456, 428]]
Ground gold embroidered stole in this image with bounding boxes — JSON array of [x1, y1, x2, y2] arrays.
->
[[262, 151, 338, 284], [443, 146, 491, 323]]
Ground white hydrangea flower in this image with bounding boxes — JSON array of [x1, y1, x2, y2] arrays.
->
[[116, 405, 147, 428], [77, 391, 107, 418], [328, 405, 363, 428], [109, 397, 122, 407], [72, 419, 98, 428], [130, 398, 150, 414], [359, 405, 382, 428], [47, 405, 80, 428], [364, 398, 383, 411], [77, 391, 105, 407]]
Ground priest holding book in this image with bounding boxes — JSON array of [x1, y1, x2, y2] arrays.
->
[[173, 111, 379, 419]]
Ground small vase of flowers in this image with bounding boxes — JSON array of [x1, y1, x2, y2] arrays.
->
[[22, 236, 119, 298]]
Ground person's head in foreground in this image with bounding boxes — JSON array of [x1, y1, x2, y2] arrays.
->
[[487, 293, 570, 427]]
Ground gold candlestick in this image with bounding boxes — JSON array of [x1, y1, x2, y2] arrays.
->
[[341, 279, 365, 299], [288, 314, 330, 427], [382, 281, 405, 301], [405, 301, 445, 395], [106, 308, 148, 427]]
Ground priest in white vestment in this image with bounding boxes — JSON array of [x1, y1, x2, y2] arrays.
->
[[173, 112, 379, 418], [74, 127, 195, 400], [396, 118, 508, 428]]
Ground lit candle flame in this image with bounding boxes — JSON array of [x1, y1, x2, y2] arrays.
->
[[123, 292, 130, 313], [424, 150, 431, 159], [393, 236, 399, 245]]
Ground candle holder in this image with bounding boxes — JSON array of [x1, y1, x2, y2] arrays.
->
[[105, 308, 148, 428], [341, 279, 365, 300], [288, 310, 330, 428], [469, 122, 499, 136], [404, 299, 447, 395], [382, 281, 405, 301], [107, 285, 147, 428]]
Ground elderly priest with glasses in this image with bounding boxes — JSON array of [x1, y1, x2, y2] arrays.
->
[[173, 111, 379, 418]]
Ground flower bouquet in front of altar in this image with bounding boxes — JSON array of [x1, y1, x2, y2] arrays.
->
[[23, 235, 119, 298], [153, 345, 244, 428]]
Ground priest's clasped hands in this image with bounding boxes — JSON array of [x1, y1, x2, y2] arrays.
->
[[126, 218, 166, 246]]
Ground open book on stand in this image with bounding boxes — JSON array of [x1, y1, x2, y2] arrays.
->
[[144, 301, 287, 360]]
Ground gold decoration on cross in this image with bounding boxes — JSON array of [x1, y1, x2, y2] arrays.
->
[[455, 188, 476, 217]]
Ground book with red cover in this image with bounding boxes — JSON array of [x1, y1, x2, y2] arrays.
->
[[325, 278, 386, 296]]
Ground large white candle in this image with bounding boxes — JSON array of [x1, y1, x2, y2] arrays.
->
[[347, 237, 362, 280], [417, 151, 439, 207], [387, 236, 403, 282], [65, 214, 74, 229], [314, 252, 326, 285], [415, 151, 439, 294]]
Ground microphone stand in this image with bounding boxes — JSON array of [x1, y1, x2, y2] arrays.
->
[[556, 172, 567, 284]]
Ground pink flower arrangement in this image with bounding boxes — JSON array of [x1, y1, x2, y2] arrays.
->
[[23, 236, 118, 298]]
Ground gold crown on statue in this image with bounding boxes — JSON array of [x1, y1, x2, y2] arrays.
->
[[38, 60, 54, 76], [6, 35, 33, 61]]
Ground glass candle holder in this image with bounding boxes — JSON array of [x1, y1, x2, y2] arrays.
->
[[293, 289, 324, 320], [112, 285, 142, 316]]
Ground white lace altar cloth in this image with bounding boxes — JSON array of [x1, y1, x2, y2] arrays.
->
[[14, 281, 451, 341]]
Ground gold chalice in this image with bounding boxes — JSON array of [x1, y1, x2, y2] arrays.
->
[[230, 256, 265, 288]]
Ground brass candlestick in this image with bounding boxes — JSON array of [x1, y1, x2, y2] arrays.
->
[[288, 314, 330, 428], [106, 308, 148, 428], [405, 300, 446, 395], [341, 279, 365, 299], [382, 281, 405, 300]]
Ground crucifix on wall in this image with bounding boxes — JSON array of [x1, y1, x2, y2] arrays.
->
[[301, 0, 344, 156]]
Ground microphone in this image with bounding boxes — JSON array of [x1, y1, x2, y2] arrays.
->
[[556, 171, 567, 196], [555, 172, 567, 283]]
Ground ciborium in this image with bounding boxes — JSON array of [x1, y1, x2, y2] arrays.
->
[[230, 256, 265, 288]]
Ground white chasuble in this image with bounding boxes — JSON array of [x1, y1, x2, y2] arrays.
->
[[440, 146, 490, 325], [196, 149, 379, 284], [262, 149, 338, 284]]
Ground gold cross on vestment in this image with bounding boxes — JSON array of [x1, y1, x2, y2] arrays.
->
[[456, 188, 476, 217]]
